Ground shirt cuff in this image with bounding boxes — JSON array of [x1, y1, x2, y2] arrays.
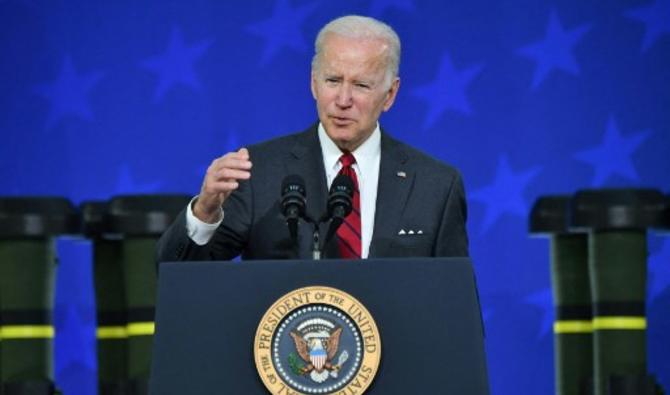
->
[[185, 195, 223, 246]]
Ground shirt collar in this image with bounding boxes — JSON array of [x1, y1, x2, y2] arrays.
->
[[317, 123, 381, 176]]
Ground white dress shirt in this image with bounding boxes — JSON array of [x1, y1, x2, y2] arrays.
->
[[186, 122, 382, 258], [317, 123, 380, 258]]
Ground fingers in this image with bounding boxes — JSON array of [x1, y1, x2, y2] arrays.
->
[[237, 147, 249, 159], [208, 150, 252, 181], [211, 149, 252, 173], [201, 180, 240, 195], [194, 148, 253, 222], [212, 167, 250, 181], [200, 148, 253, 198]]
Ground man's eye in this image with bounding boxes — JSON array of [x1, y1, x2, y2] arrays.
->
[[355, 83, 370, 89]]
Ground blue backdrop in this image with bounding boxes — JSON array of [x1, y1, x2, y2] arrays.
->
[[1, 0, 669, 394]]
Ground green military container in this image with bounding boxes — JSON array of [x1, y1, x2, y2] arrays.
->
[[571, 189, 666, 395], [0, 197, 78, 394], [106, 195, 190, 395], [81, 201, 131, 395], [530, 196, 592, 395]]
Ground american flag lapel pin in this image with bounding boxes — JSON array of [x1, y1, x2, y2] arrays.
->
[[396, 171, 406, 178]]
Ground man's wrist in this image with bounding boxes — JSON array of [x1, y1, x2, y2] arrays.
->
[[192, 197, 223, 223], [186, 196, 223, 246]]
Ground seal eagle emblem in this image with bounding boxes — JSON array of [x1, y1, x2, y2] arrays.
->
[[289, 318, 347, 383], [254, 286, 381, 395]]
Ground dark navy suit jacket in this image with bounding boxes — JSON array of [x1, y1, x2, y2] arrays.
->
[[156, 124, 468, 262]]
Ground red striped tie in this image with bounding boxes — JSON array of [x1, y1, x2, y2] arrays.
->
[[336, 152, 362, 259]]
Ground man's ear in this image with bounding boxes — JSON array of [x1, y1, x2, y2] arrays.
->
[[310, 72, 317, 100], [383, 77, 400, 112]]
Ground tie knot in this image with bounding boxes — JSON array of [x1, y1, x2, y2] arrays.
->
[[339, 152, 356, 168]]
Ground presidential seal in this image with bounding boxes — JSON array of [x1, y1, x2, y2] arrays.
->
[[254, 286, 381, 395]]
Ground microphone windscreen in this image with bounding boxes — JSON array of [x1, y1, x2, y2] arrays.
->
[[330, 173, 354, 196], [281, 174, 306, 196]]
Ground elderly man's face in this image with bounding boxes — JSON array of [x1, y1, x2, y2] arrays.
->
[[311, 34, 400, 152]]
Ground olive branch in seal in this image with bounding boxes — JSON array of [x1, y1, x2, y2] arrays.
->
[[288, 352, 306, 375]]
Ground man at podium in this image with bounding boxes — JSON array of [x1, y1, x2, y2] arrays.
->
[[156, 15, 469, 262]]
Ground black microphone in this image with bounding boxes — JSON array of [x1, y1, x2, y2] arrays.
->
[[321, 174, 354, 249], [281, 174, 307, 240]]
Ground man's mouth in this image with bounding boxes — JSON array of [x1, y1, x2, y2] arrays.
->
[[331, 116, 354, 126]]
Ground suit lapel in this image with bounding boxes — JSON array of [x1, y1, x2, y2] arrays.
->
[[284, 124, 330, 258], [369, 133, 413, 257]]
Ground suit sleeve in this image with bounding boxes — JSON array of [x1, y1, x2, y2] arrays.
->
[[433, 170, 469, 257]]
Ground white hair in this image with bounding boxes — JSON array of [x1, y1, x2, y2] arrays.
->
[[312, 15, 401, 88]]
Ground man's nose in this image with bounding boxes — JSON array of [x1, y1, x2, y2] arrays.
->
[[335, 84, 353, 108]]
